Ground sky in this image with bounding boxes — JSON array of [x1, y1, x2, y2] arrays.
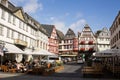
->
[[9, 0, 120, 35]]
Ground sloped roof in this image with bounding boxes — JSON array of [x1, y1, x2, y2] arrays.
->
[[64, 28, 76, 39], [96, 30, 102, 35], [56, 29, 64, 40], [41, 24, 54, 37], [95, 27, 110, 38], [8, 2, 21, 12], [78, 32, 81, 37], [84, 24, 89, 28]]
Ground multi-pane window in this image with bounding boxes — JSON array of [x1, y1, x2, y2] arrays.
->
[[18, 33, 20, 39], [7, 28, 10, 38], [0, 24, 3, 36], [23, 23, 26, 30], [19, 20, 22, 28], [8, 14, 11, 23], [119, 31, 120, 39], [26, 25, 28, 32], [25, 36, 27, 42], [119, 18, 120, 25], [11, 30, 14, 39], [13, 16, 16, 25], [1, 9, 5, 20]]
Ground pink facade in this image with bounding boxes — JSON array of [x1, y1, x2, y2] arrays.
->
[[73, 37, 78, 52], [48, 27, 59, 54]]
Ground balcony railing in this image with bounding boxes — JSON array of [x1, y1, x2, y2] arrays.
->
[[89, 47, 94, 51], [80, 48, 85, 51], [14, 39, 27, 47], [80, 41, 85, 45], [88, 41, 93, 45]]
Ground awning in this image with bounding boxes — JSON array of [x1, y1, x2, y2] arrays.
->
[[32, 49, 55, 56], [5, 43, 24, 54], [93, 49, 120, 57], [24, 49, 55, 56], [60, 54, 77, 57]]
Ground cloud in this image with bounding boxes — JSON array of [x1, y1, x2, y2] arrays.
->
[[23, 0, 43, 14], [53, 21, 67, 34], [65, 13, 70, 16], [9, 0, 26, 6], [50, 17, 55, 21], [69, 19, 86, 34], [76, 12, 83, 18], [9, 0, 43, 14]]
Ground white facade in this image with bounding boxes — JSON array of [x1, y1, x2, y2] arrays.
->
[[0, 2, 48, 50], [0, 7, 36, 47], [37, 30, 48, 50], [0, 1, 49, 62], [96, 27, 110, 51]]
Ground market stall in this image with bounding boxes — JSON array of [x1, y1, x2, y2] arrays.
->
[[92, 49, 120, 75]]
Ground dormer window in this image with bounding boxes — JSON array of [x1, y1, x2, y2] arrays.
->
[[1, 0, 8, 7]]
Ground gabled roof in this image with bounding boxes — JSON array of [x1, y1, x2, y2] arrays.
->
[[41, 24, 55, 37], [8, 2, 26, 21], [8, 1, 20, 12], [95, 27, 110, 38], [80, 24, 96, 39], [64, 28, 76, 39], [78, 32, 81, 37], [56, 29, 64, 40], [38, 25, 48, 36]]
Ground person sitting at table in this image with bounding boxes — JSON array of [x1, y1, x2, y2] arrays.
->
[[16, 63, 24, 72], [7, 60, 12, 69]]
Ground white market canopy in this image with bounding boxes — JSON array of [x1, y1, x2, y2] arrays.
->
[[5, 43, 24, 54], [93, 49, 120, 57], [24, 49, 56, 56]]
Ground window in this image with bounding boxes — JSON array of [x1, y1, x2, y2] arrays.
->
[[7, 28, 10, 38], [119, 31, 120, 39], [119, 18, 120, 25], [13, 16, 16, 25], [0, 24, 3, 36], [1, 9, 5, 20], [19, 20, 22, 28], [26, 25, 28, 32], [25, 36, 27, 42], [8, 14, 11, 23], [11, 30, 14, 39], [23, 23, 26, 30], [59, 46, 62, 49], [18, 33, 20, 39]]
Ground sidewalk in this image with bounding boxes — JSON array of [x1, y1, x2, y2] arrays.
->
[[0, 72, 24, 78]]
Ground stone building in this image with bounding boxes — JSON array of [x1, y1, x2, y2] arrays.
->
[[110, 11, 120, 49]]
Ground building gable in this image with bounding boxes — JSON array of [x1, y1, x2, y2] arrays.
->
[[80, 24, 96, 42], [13, 9, 25, 21], [64, 28, 76, 39], [51, 27, 57, 39]]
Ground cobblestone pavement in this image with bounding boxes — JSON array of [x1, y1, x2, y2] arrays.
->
[[0, 62, 119, 80]]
